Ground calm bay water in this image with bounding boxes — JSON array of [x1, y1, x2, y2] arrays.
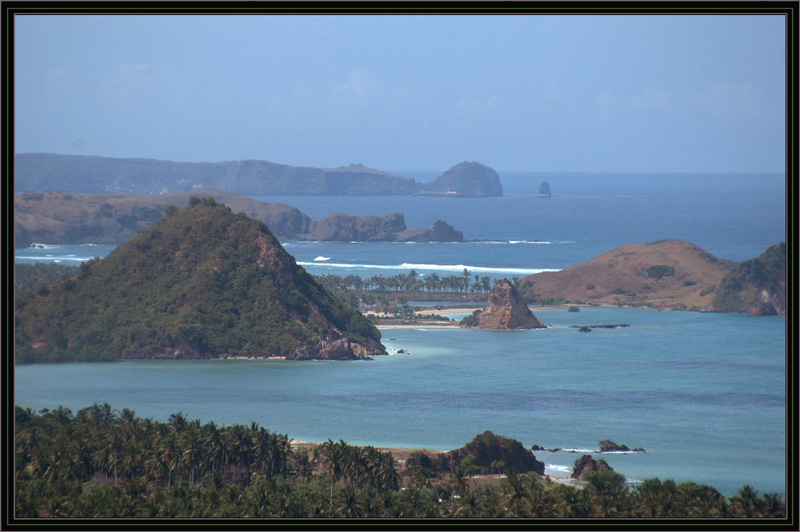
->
[[14, 172, 787, 497]]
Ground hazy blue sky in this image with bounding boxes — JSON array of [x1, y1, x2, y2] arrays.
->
[[14, 14, 786, 172]]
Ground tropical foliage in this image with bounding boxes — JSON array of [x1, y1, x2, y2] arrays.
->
[[14, 200, 381, 363], [14, 262, 79, 293], [14, 405, 785, 519], [314, 270, 494, 309]]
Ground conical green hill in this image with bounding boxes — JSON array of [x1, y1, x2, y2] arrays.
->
[[14, 197, 385, 363]]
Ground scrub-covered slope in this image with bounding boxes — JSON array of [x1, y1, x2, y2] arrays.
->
[[14, 198, 385, 363]]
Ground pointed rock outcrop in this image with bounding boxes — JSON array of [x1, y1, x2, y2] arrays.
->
[[465, 279, 546, 329], [538, 181, 551, 197]]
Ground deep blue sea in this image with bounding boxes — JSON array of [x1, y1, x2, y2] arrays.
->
[[14, 172, 787, 497]]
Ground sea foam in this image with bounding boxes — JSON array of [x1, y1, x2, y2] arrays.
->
[[297, 261, 559, 275]]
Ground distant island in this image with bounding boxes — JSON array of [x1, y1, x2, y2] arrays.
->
[[14, 153, 503, 197], [519, 239, 786, 315], [13, 190, 463, 247], [14, 199, 387, 363], [538, 181, 551, 197], [413, 161, 502, 197]]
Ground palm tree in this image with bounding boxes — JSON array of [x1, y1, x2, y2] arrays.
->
[[158, 434, 181, 487], [292, 449, 314, 483], [167, 412, 188, 434], [335, 483, 362, 518], [315, 439, 346, 513], [501, 469, 530, 515], [461, 268, 471, 293], [729, 485, 761, 517], [227, 424, 254, 483]]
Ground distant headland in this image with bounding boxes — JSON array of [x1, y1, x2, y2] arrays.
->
[[14, 153, 503, 197], [13, 190, 464, 247]]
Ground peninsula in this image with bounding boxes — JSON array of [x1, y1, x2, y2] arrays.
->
[[15, 153, 504, 197], [13, 190, 463, 247]]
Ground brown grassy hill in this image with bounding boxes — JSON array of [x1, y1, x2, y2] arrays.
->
[[520, 239, 737, 312], [520, 239, 786, 314]]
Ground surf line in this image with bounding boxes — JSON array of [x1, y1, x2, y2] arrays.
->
[[297, 262, 560, 275]]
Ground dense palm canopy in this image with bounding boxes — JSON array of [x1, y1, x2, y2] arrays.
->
[[13, 404, 785, 520]]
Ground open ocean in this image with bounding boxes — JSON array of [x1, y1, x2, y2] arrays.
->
[[14, 172, 787, 497]]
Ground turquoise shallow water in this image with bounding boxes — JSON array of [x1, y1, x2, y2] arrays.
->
[[14, 173, 787, 498], [15, 307, 785, 497]]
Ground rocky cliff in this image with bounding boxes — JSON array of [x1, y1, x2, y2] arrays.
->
[[14, 199, 386, 363], [13, 190, 463, 247], [463, 279, 546, 329], [712, 243, 786, 315], [414, 161, 503, 196], [519, 239, 786, 314], [308, 212, 405, 242]]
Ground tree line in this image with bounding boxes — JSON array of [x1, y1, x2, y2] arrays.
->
[[14, 405, 785, 519]]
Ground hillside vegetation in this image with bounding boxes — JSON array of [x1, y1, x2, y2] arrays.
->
[[14, 405, 785, 518], [14, 199, 385, 363]]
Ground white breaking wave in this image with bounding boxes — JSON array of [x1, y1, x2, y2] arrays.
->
[[297, 261, 560, 275], [561, 448, 600, 454], [16, 255, 92, 262], [545, 464, 572, 474]]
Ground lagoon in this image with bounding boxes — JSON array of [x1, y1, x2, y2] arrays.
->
[[15, 306, 786, 497]]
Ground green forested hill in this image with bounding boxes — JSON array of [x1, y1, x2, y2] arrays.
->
[[14, 198, 385, 363]]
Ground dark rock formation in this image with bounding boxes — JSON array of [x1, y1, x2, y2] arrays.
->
[[397, 220, 464, 242], [531, 444, 562, 452], [443, 431, 545, 476], [599, 439, 645, 453], [712, 242, 786, 315], [467, 279, 546, 329], [571, 454, 613, 480], [578, 326, 592, 333], [14, 200, 386, 363], [599, 439, 629, 452], [538, 181, 551, 197], [414, 161, 503, 197]]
